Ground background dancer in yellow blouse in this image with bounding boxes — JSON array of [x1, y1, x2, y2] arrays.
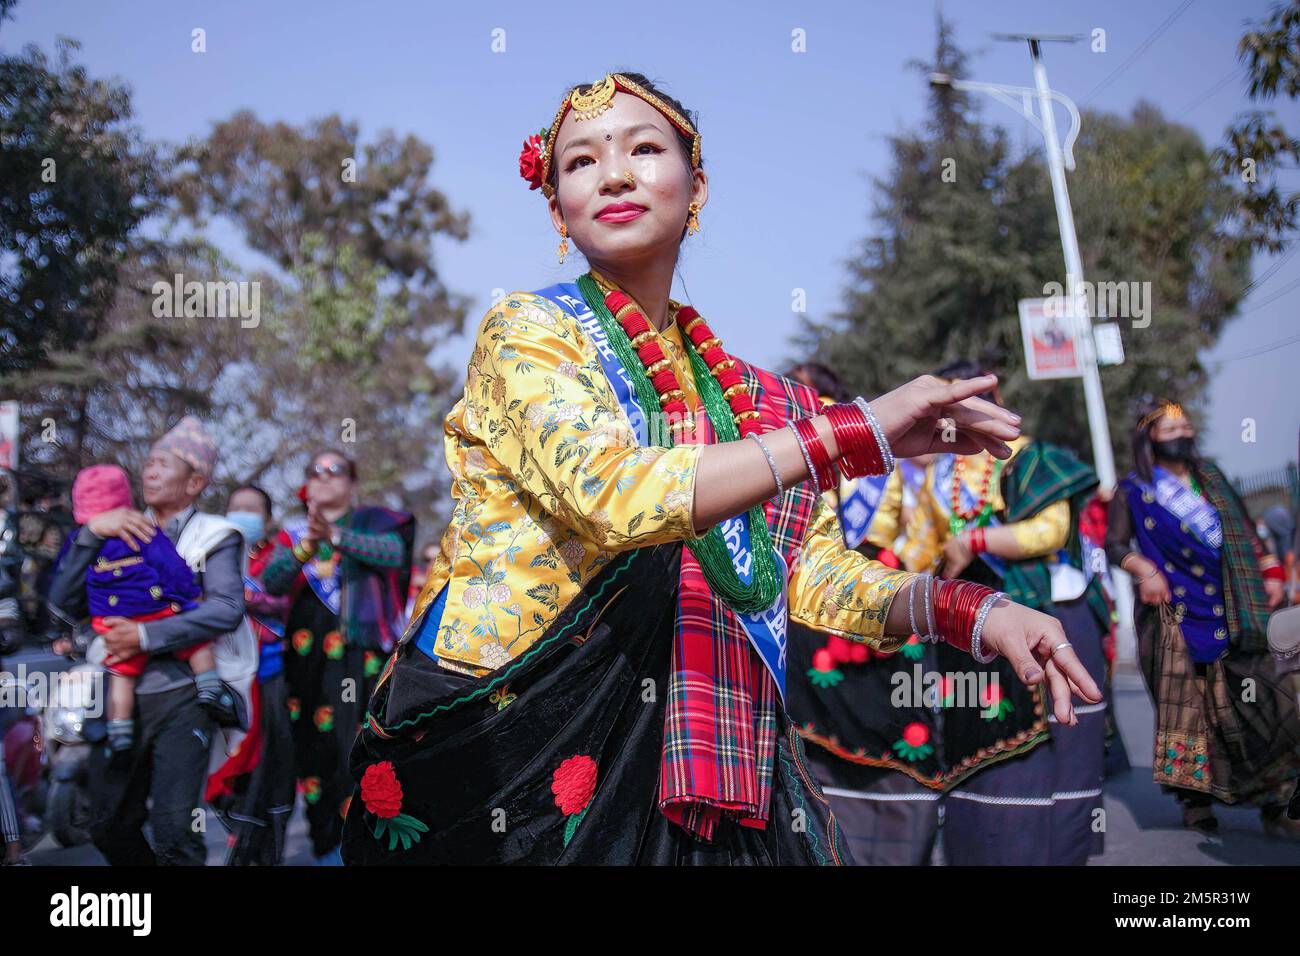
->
[[898, 360, 1111, 865], [341, 72, 1100, 865]]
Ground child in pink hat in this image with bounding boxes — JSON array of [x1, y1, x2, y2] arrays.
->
[[72, 465, 218, 755]]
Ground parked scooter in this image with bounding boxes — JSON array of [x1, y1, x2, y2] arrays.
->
[[41, 658, 104, 847]]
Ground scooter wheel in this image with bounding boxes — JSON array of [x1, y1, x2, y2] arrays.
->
[[47, 780, 92, 848]]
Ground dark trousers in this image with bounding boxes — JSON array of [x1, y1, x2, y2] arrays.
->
[[88, 684, 214, 865], [225, 672, 296, 865]]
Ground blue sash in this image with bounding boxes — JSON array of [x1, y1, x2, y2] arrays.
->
[[243, 571, 285, 679], [242, 572, 285, 639], [1123, 472, 1228, 662], [839, 473, 890, 550], [1152, 466, 1222, 549], [283, 516, 341, 615], [533, 283, 791, 698]]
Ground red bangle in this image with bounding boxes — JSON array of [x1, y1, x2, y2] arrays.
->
[[967, 527, 986, 554], [791, 416, 836, 493], [1262, 564, 1285, 583], [933, 578, 995, 652], [823, 402, 884, 479]]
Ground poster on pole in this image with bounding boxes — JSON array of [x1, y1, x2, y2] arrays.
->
[[1018, 297, 1081, 380], [0, 402, 17, 471]]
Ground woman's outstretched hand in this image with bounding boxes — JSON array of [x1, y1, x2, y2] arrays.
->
[[978, 597, 1103, 725], [869, 374, 1021, 460]]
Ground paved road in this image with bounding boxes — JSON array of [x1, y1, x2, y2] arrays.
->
[[13, 654, 1300, 866], [1090, 663, 1300, 865]]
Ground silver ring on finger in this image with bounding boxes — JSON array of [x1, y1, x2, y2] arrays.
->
[[1048, 640, 1072, 659]]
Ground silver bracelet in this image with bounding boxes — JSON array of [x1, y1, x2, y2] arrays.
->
[[787, 422, 822, 493], [969, 591, 1004, 663], [922, 573, 940, 643], [907, 573, 924, 639], [747, 432, 785, 498], [852, 397, 896, 476]]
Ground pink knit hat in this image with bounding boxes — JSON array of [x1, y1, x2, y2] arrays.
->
[[72, 464, 134, 525]]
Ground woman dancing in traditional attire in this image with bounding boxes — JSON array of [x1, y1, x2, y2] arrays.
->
[[341, 72, 1099, 865], [1105, 400, 1299, 836], [890, 363, 1111, 865], [784, 362, 948, 865]]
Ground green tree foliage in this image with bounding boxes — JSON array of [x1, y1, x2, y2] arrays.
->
[[0, 37, 162, 376], [800, 18, 1252, 467], [169, 112, 473, 517], [1217, 0, 1300, 252], [2, 29, 469, 524]]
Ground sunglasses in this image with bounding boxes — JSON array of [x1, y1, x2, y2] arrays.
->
[[307, 462, 350, 478]]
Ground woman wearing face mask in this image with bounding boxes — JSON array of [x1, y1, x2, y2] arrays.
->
[[207, 484, 297, 864], [1105, 400, 1299, 836], [340, 72, 1102, 866]]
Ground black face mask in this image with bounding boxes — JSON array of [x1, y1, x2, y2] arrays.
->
[[1151, 436, 1197, 463]]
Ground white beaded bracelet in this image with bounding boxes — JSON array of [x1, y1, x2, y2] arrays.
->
[[969, 591, 1005, 663], [747, 432, 785, 499]]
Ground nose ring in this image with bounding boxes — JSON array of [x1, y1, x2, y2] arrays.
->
[[623, 170, 636, 186]]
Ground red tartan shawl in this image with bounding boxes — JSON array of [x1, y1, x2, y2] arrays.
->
[[659, 361, 822, 840]]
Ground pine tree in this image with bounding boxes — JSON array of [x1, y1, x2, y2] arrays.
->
[[800, 18, 1252, 466]]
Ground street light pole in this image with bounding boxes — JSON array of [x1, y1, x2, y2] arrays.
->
[[1026, 37, 1116, 493], [931, 34, 1135, 660]]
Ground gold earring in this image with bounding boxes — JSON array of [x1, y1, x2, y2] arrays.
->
[[686, 201, 701, 236], [557, 222, 569, 263], [623, 170, 636, 187]]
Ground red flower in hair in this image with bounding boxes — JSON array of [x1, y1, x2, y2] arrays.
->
[[360, 761, 404, 819], [519, 131, 546, 191], [296, 483, 309, 503], [551, 754, 597, 816]]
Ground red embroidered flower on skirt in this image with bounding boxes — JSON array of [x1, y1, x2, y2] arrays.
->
[[551, 754, 598, 816], [361, 760, 404, 819]]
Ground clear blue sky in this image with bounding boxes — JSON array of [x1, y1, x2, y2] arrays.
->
[[5, 0, 1297, 477]]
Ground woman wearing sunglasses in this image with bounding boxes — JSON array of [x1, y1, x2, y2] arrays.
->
[[261, 449, 415, 864]]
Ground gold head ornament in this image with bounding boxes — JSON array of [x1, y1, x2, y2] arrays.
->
[[535, 73, 702, 199], [1139, 400, 1186, 431]]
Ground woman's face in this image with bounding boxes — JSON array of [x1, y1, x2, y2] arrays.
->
[[548, 91, 706, 267], [1151, 414, 1195, 442], [306, 453, 354, 508], [228, 488, 269, 520]]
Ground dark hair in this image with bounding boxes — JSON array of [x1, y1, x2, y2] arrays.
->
[[546, 71, 703, 242], [1130, 397, 1195, 484], [229, 483, 273, 518], [785, 362, 847, 402], [307, 449, 358, 482]]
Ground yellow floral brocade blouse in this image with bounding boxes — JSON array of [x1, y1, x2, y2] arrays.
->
[[408, 288, 912, 674], [898, 440, 1071, 574]]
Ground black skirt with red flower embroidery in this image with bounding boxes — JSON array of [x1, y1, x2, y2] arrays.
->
[[340, 543, 847, 865]]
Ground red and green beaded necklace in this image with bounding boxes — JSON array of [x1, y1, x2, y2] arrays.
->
[[947, 454, 1003, 536], [576, 272, 781, 615]]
